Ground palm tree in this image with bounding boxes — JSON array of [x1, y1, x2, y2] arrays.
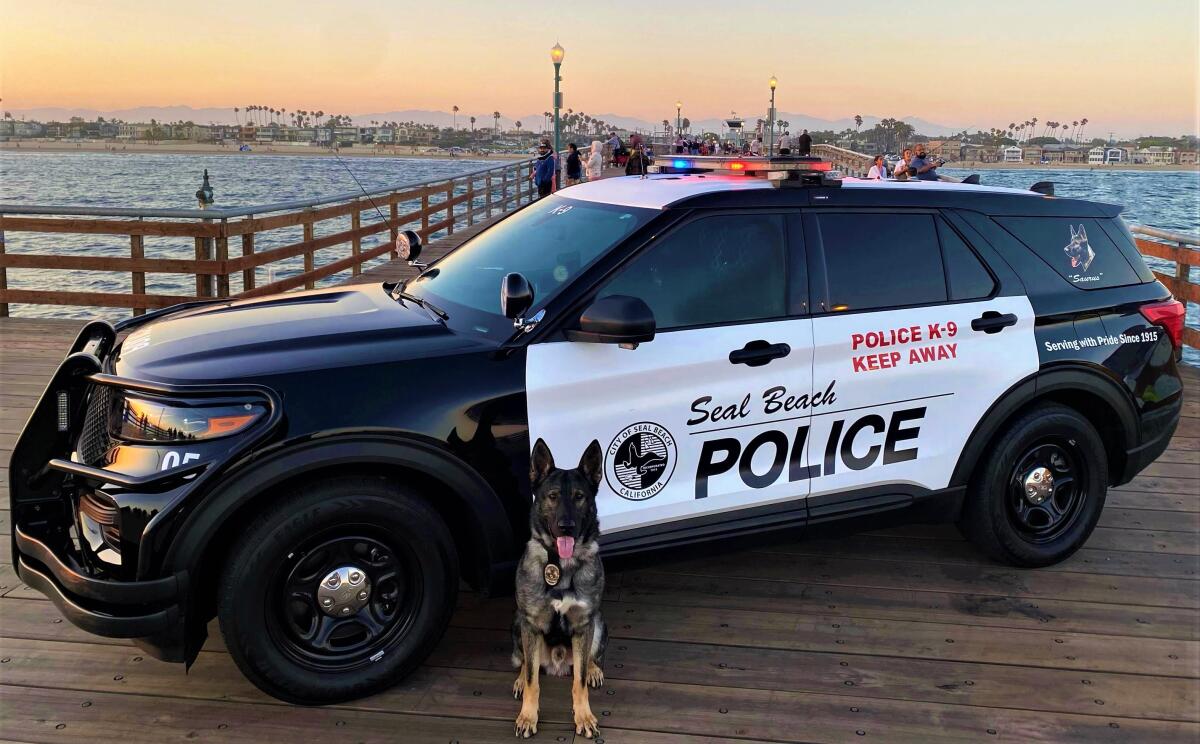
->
[[1080, 117, 1089, 142], [854, 114, 863, 134], [469, 116, 476, 139], [493, 111, 501, 136], [452, 105, 459, 130], [515, 120, 522, 137], [233, 107, 240, 126]]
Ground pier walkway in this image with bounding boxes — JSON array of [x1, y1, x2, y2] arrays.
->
[[0, 316, 1197, 741]]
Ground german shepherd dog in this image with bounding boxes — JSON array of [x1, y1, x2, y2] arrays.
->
[[1065, 223, 1096, 273], [512, 439, 608, 738]]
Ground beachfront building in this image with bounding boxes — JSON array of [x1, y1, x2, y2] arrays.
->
[[1088, 146, 1125, 165], [117, 123, 151, 140], [1133, 146, 1177, 165], [1038, 144, 1088, 164], [0, 120, 45, 139], [1001, 145, 1023, 163], [925, 139, 964, 162], [1021, 145, 1045, 163], [1179, 151, 1198, 165]]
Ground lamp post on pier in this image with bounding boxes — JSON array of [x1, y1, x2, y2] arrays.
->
[[676, 101, 682, 135], [767, 75, 778, 157], [550, 42, 565, 189]]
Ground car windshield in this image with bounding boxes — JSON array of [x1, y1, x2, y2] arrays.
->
[[406, 195, 656, 318]]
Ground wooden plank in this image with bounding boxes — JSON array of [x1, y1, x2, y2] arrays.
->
[[1109, 489, 1199, 513], [301, 217, 315, 290], [0, 216, 220, 238], [639, 550, 1200, 608], [129, 233, 145, 316], [240, 231, 255, 290], [0, 251, 225, 275], [237, 241, 394, 298], [429, 626, 1199, 722], [613, 570, 1199, 640], [0, 637, 1192, 743], [0, 685, 575, 744], [0, 289, 194, 310], [1137, 238, 1200, 266], [350, 208, 361, 276]]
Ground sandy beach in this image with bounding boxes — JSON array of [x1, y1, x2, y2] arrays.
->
[[0, 140, 530, 160]]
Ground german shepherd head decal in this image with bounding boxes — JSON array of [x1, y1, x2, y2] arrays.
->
[[1064, 224, 1096, 273]]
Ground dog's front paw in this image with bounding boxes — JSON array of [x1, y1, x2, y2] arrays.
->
[[586, 663, 605, 688], [512, 674, 525, 699], [515, 709, 538, 738], [574, 706, 599, 738]]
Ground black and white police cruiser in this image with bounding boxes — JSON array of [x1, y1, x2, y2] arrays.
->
[[10, 155, 1186, 704]]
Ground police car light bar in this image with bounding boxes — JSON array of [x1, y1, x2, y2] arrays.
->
[[649, 155, 842, 187]]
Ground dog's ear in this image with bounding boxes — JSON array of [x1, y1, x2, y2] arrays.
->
[[1077, 224, 1087, 241], [1069, 224, 1078, 240], [530, 438, 556, 486], [579, 439, 603, 488]]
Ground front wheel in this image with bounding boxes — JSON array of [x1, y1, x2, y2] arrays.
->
[[218, 476, 458, 704], [959, 403, 1108, 567]]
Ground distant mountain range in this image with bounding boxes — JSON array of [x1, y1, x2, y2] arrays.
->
[[6, 105, 966, 136]]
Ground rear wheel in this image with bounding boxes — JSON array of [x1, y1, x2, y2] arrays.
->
[[218, 476, 458, 704], [959, 403, 1108, 567]]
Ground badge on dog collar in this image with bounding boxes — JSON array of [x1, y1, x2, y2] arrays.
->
[[544, 564, 561, 586]]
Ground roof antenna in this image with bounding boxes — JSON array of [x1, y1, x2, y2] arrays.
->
[[326, 134, 404, 253]]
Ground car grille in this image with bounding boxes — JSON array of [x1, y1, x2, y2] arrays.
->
[[78, 384, 114, 466], [79, 490, 121, 553]]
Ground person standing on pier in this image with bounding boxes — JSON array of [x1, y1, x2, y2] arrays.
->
[[586, 141, 604, 181], [796, 129, 812, 156], [867, 154, 888, 179], [910, 143, 941, 181], [778, 130, 793, 155], [531, 140, 558, 197], [565, 143, 583, 186], [750, 135, 763, 156], [893, 148, 913, 179], [607, 132, 622, 167], [625, 142, 651, 176]]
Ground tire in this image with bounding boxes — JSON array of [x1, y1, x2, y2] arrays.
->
[[958, 403, 1108, 567], [218, 476, 459, 704]]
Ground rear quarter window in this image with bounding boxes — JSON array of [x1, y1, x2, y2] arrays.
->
[[995, 216, 1146, 289]]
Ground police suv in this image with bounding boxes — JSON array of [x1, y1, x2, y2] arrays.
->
[[10, 156, 1185, 704]]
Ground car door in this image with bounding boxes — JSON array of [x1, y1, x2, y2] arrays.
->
[[805, 210, 1039, 516], [526, 211, 817, 541]]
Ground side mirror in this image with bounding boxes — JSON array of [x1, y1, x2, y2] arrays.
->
[[565, 295, 655, 348], [501, 272, 534, 320], [397, 229, 423, 265]]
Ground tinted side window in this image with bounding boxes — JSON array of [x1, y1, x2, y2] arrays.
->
[[995, 216, 1143, 289], [818, 213, 946, 311], [937, 218, 996, 300], [599, 214, 787, 330]]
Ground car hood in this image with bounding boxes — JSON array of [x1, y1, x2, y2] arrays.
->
[[114, 285, 491, 383]]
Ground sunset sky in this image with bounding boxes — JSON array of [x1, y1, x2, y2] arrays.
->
[[2, 0, 1197, 137]]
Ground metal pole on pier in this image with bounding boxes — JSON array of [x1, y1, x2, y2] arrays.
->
[[767, 75, 778, 157], [550, 42, 565, 191]]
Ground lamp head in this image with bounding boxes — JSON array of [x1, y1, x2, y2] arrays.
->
[[769, 75, 778, 90], [550, 43, 565, 64]]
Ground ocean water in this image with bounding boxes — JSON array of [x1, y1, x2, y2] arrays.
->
[[2, 154, 1197, 349]]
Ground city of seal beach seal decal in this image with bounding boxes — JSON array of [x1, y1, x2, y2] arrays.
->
[[605, 422, 677, 501]]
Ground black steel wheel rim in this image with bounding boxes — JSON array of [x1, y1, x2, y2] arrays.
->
[[1006, 440, 1087, 543], [267, 527, 422, 671]]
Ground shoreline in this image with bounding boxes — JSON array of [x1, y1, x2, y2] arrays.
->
[[0, 140, 529, 160], [946, 160, 1197, 172]]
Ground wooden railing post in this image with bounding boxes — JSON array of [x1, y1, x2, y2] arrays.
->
[[351, 206, 362, 276], [130, 227, 145, 316], [485, 172, 494, 218], [1, 216, 9, 317], [501, 168, 509, 213], [389, 201, 399, 258], [446, 180, 455, 236], [302, 211, 315, 290], [215, 219, 230, 297], [421, 188, 430, 239], [195, 219, 214, 297], [241, 223, 256, 291], [467, 177, 476, 227]]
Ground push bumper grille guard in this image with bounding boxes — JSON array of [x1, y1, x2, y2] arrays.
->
[[9, 319, 282, 645]]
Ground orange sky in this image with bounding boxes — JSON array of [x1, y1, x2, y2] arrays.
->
[[2, 0, 1197, 137]]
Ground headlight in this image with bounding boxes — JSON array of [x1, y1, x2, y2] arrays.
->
[[110, 393, 267, 443]]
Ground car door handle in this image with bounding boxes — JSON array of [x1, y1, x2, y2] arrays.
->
[[971, 311, 1018, 334], [729, 340, 791, 367]]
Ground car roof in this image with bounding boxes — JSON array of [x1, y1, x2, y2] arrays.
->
[[560, 174, 1121, 218]]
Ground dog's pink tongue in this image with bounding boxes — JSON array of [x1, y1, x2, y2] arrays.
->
[[556, 536, 575, 560]]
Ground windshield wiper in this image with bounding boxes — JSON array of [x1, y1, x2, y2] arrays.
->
[[392, 288, 449, 322]]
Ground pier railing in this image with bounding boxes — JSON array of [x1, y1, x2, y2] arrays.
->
[[1130, 225, 1200, 351], [0, 157, 541, 316]]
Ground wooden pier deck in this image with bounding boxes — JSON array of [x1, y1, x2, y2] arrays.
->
[[1, 330, 1198, 741]]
